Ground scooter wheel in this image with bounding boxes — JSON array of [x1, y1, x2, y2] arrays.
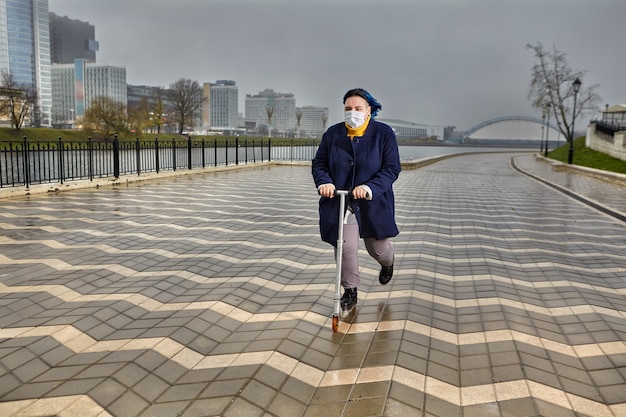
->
[[332, 314, 339, 332]]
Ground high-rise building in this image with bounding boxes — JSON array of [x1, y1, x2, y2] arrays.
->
[[49, 12, 99, 64], [0, 0, 52, 126], [245, 89, 296, 135], [297, 106, 328, 137], [51, 59, 126, 128], [206, 80, 238, 131]]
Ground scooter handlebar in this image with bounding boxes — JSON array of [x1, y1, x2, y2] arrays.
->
[[335, 189, 370, 199], [318, 188, 369, 199]]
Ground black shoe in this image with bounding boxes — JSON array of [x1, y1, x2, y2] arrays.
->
[[379, 263, 394, 285], [340, 288, 358, 311]]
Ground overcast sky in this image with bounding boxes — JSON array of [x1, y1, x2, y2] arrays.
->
[[49, 0, 625, 130]]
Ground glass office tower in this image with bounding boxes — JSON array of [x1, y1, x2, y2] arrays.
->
[[0, 0, 52, 127]]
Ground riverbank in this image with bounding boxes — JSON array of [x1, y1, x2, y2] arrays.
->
[[2, 149, 624, 208]]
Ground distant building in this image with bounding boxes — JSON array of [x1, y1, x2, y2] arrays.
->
[[245, 89, 296, 135], [297, 106, 328, 137], [600, 104, 626, 127], [127, 84, 167, 110], [378, 118, 446, 141], [51, 59, 126, 128], [127, 84, 176, 133], [204, 80, 238, 132], [586, 104, 626, 162], [49, 13, 99, 64], [0, 0, 52, 126]]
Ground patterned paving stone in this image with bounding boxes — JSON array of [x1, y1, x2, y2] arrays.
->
[[0, 152, 624, 416]]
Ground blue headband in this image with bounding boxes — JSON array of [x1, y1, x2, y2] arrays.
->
[[343, 88, 382, 118]]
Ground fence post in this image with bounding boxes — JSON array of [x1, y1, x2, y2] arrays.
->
[[187, 135, 192, 169], [58, 136, 64, 184], [235, 136, 239, 165], [172, 137, 177, 171], [135, 137, 141, 175], [214, 138, 217, 167], [268, 138, 272, 162], [22, 136, 30, 190], [155, 138, 160, 173], [113, 134, 120, 179], [88, 137, 94, 181], [201, 138, 206, 168]]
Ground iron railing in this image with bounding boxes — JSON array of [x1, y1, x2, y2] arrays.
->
[[0, 136, 320, 189], [592, 120, 625, 137]]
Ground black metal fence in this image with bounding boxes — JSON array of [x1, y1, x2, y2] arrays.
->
[[0, 136, 320, 189], [593, 120, 625, 137]]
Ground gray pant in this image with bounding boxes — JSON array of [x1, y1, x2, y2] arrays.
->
[[335, 213, 394, 289]]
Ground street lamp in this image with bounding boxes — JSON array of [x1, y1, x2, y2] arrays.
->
[[539, 111, 546, 155], [567, 78, 582, 164], [544, 103, 551, 157]]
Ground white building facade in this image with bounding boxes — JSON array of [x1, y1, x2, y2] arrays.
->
[[245, 88, 296, 135], [51, 59, 126, 128], [298, 106, 328, 137], [207, 80, 238, 131]]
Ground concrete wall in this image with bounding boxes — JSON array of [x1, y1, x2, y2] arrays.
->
[[586, 123, 626, 162]]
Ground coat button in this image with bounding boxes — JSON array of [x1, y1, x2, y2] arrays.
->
[[349, 161, 354, 166]]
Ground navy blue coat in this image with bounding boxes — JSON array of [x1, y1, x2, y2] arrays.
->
[[312, 119, 401, 246]]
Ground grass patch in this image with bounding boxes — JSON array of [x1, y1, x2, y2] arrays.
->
[[0, 127, 318, 146], [548, 136, 626, 174], [0, 128, 194, 142], [0, 127, 88, 142]]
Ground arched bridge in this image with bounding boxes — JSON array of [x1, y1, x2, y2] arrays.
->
[[457, 116, 564, 145]]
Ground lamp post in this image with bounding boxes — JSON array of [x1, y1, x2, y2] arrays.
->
[[567, 78, 582, 164], [539, 111, 546, 155], [544, 103, 551, 157]]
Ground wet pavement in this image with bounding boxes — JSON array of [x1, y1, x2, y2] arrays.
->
[[0, 152, 624, 417]]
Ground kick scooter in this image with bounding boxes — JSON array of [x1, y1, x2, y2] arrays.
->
[[332, 190, 350, 332]]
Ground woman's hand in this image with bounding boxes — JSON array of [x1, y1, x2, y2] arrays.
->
[[352, 185, 371, 200], [318, 184, 336, 198]]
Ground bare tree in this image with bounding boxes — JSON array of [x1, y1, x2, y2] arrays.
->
[[295, 108, 302, 136], [0, 70, 38, 130], [265, 104, 274, 137], [83, 95, 128, 139], [526, 42, 601, 144], [168, 78, 204, 134], [127, 97, 152, 135], [151, 87, 167, 134]]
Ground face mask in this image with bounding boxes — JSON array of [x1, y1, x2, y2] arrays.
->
[[344, 110, 368, 129]]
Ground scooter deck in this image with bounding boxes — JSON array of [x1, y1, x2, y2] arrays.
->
[[341, 304, 358, 319]]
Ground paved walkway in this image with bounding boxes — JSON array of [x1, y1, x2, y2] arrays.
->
[[512, 154, 625, 221], [0, 152, 624, 417]]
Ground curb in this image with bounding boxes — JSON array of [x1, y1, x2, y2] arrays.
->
[[512, 155, 626, 223]]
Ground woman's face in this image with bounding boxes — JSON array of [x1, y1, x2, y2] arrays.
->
[[344, 96, 371, 115]]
